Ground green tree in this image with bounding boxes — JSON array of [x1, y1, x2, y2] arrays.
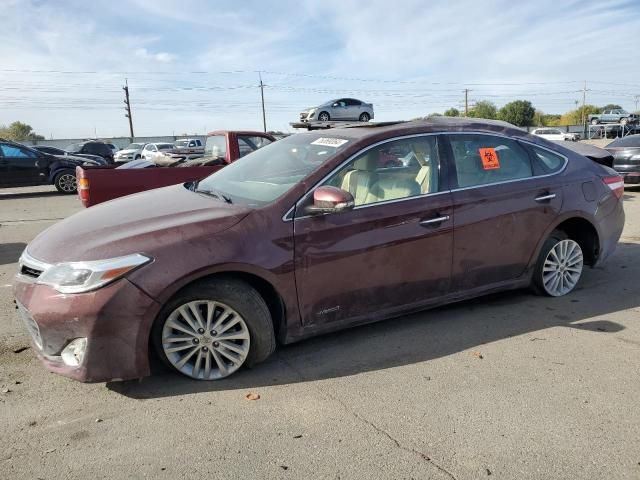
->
[[443, 108, 460, 117], [0, 121, 45, 141], [600, 104, 622, 112], [497, 100, 535, 126], [559, 104, 600, 125], [468, 100, 497, 119]]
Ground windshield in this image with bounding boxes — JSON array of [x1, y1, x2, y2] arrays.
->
[[126, 143, 145, 150], [64, 143, 82, 152], [158, 143, 174, 150], [175, 140, 190, 148], [195, 133, 351, 207]]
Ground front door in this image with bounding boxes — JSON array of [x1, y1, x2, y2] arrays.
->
[[293, 134, 453, 326], [445, 133, 564, 291], [0, 143, 47, 186]]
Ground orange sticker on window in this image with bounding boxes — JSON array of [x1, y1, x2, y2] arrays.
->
[[479, 148, 500, 170]]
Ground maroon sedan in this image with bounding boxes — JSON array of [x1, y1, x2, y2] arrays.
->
[[14, 118, 625, 382]]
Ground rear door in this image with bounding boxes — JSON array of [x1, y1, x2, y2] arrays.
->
[[344, 99, 361, 120], [0, 143, 48, 187], [293, 134, 453, 326], [445, 133, 564, 291]]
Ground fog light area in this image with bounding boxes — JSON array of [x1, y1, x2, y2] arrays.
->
[[60, 338, 88, 367]]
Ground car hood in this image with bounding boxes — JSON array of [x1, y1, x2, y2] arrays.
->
[[116, 149, 138, 155], [27, 184, 252, 263], [52, 154, 97, 166]]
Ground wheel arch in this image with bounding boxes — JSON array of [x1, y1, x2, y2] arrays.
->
[[530, 213, 601, 269], [149, 267, 288, 343]]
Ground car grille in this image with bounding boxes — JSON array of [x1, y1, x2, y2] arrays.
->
[[16, 302, 43, 349], [300, 112, 309, 121]]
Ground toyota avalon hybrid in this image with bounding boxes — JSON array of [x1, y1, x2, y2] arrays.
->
[[14, 118, 625, 382]]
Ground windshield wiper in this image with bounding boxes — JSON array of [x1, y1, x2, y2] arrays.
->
[[194, 188, 232, 204]]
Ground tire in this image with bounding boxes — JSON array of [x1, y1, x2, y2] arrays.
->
[[532, 231, 584, 297], [620, 118, 628, 125], [135, 154, 141, 160], [359, 112, 370, 122], [591, 118, 599, 125], [53, 170, 77, 194], [318, 111, 330, 122], [152, 278, 276, 380]]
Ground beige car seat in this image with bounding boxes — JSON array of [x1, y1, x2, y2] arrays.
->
[[340, 152, 379, 205]]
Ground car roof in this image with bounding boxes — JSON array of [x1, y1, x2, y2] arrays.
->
[[313, 117, 525, 141]]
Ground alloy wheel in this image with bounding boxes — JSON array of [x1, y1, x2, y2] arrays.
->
[[162, 300, 250, 380], [542, 239, 583, 297], [58, 173, 77, 192]]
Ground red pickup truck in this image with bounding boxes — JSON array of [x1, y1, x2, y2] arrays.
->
[[76, 130, 275, 207]]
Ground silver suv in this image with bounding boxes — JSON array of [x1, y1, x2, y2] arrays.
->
[[300, 98, 374, 123]]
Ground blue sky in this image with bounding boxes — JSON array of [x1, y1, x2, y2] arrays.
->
[[1, 0, 640, 138]]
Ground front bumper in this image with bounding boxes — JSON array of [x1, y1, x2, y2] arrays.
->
[[14, 277, 160, 382]]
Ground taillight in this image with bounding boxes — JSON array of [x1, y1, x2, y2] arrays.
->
[[602, 175, 624, 199]]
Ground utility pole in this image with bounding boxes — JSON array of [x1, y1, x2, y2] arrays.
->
[[464, 89, 469, 117], [635, 95, 639, 112], [581, 80, 587, 133], [258, 72, 267, 133], [123, 79, 134, 141]]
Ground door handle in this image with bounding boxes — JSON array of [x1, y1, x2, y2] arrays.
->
[[535, 193, 556, 202], [420, 215, 450, 226]]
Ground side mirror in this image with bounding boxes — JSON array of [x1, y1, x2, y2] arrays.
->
[[305, 186, 354, 215]]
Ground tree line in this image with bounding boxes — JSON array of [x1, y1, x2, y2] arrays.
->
[[431, 101, 633, 127], [0, 121, 45, 141]]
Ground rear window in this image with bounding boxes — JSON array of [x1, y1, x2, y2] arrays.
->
[[606, 135, 640, 148], [530, 146, 565, 173]]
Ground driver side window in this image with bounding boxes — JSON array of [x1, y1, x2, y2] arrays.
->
[[323, 136, 440, 207]]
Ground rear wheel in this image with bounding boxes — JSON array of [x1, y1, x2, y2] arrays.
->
[[533, 232, 584, 297], [152, 279, 275, 380], [318, 111, 330, 122], [591, 118, 599, 125], [620, 118, 628, 125], [54, 170, 77, 194], [359, 112, 370, 122]]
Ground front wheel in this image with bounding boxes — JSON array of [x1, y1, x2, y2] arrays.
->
[[359, 112, 370, 122], [591, 118, 599, 125], [318, 111, 330, 122], [54, 170, 77, 194], [620, 118, 628, 125], [152, 279, 275, 380], [532, 232, 584, 297]]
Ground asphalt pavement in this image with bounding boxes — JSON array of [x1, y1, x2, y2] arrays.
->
[[1, 185, 639, 479]]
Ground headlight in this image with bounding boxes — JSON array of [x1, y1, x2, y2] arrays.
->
[[37, 253, 151, 294]]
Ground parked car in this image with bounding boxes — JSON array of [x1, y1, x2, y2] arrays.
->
[[605, 134, 640, 184], [141, 143, 175, 163], [531, 128, 577, 141], [33, 145, 107, 165], [76, 131, 275, 207], [106, 143, 119, 156], [589, 109, 640, 125], [13, 118, 625, 383], [300, 98, 374, 122], [65, 141, 115, 164], [0, 140, 101, 192], [114, 142, 147, 163]]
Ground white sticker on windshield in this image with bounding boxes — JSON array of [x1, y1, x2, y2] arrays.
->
[[311, 137, 349, 148]]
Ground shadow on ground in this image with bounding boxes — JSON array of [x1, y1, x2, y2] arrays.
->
[[108, 242, 639, 399], [0, 242, 27, 265], [0, 190, 60, 200]]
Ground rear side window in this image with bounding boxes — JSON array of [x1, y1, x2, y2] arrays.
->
[[530, 146, 565, 173], [449, 134, 533, 188], [238, 136, 272, 158], [205, 135, 227, 158]]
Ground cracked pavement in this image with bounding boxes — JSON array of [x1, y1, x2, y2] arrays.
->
[[1, 185, 640, 479]]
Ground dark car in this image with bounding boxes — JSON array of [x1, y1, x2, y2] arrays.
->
[[0, 140, 101, 193], [65, 141, 115, 164], [605, 134, 640, 184], [33, 145, 107, 165], [14, 118, 624, 383]]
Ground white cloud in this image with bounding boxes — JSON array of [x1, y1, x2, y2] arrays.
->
[[135, 48, 175, 63]]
